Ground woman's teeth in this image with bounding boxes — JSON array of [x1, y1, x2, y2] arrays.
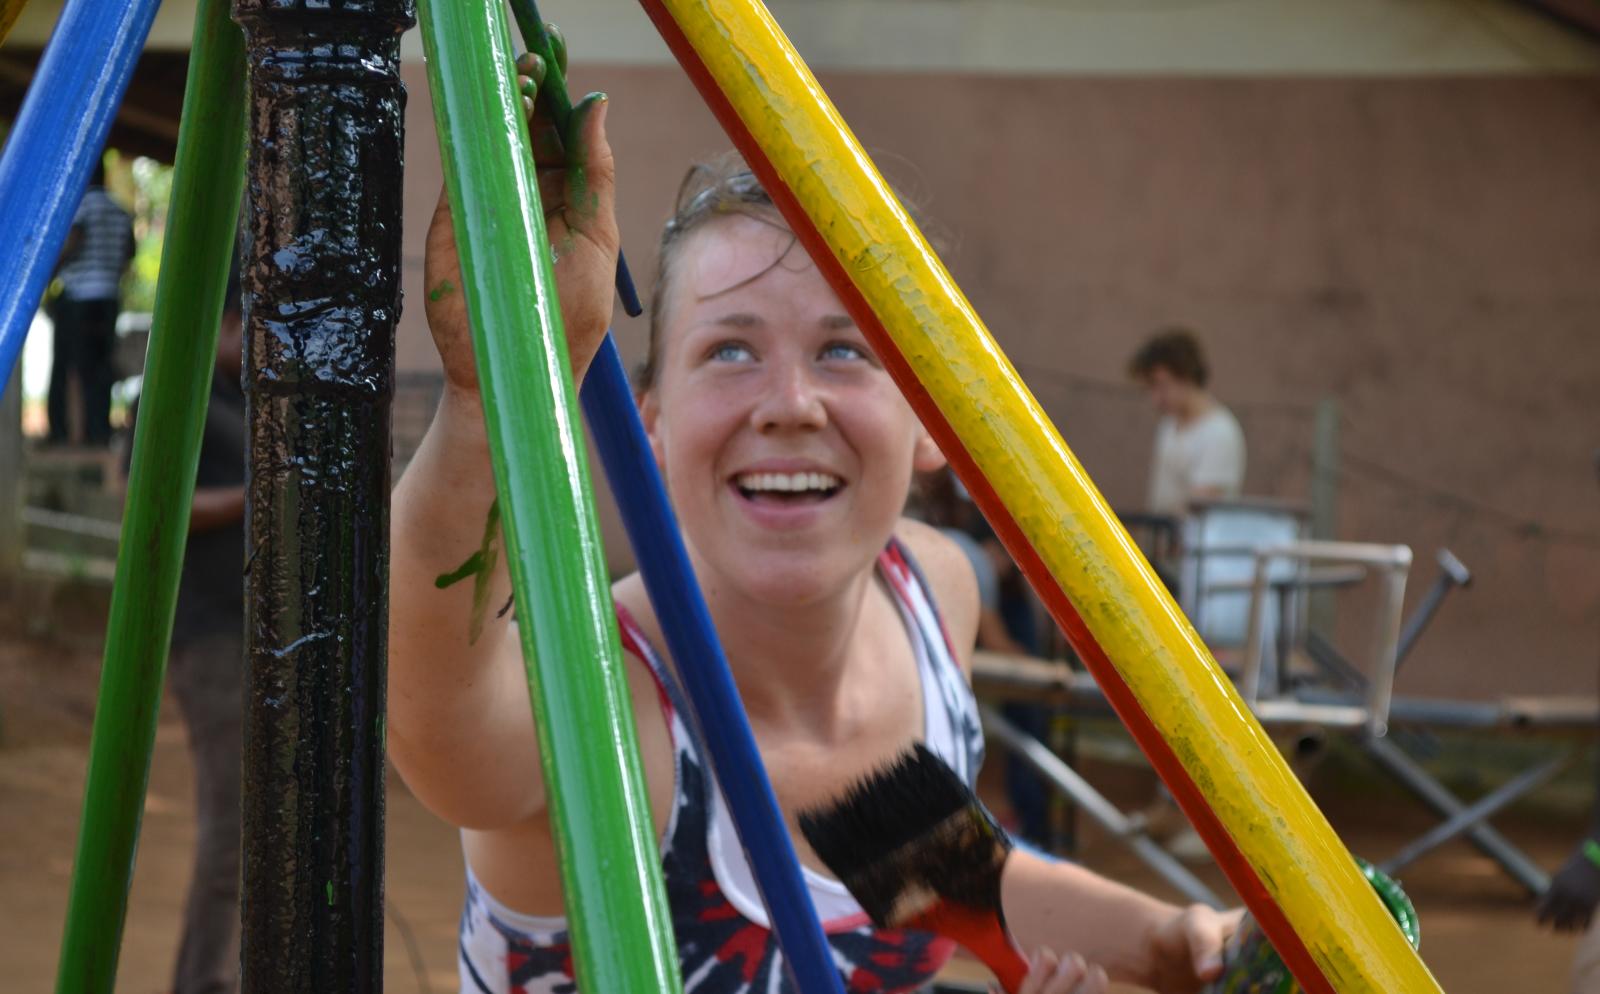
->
[[735, 471, 842, 497]]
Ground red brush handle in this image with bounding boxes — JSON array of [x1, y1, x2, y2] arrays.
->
[[908, 902, 1030, 994]]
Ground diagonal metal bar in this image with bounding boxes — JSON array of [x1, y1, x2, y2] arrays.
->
[[1379, 752, 1568, 877], [981, 705, 1223, 909], [52, 0, 248, 990], [1364, 735, 1553, 895]]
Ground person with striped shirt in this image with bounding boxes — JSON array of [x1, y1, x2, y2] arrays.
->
[[49, 158, 134, 447]]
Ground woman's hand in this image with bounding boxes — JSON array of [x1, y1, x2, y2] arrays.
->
[[423, 27, 620, 395], [1140, 904, 1242, 993], [999, 949, 1109, 994]]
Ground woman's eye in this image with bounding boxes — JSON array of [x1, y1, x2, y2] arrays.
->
[[710, 342, 754, 363], [820, 342, 868, 362]]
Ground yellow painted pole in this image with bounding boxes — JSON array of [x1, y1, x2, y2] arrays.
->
[[633, 1, 1443, 991]]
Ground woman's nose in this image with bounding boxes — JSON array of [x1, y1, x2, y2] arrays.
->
[[751, 360, 827, 432]]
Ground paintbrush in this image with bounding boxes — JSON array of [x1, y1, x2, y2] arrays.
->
[[799, 744, 1031, 993]]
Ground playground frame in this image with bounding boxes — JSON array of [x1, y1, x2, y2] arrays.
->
[[0, 0, 1446, 991]]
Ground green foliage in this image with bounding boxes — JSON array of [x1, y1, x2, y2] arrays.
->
[[117, 153, 175, 314]]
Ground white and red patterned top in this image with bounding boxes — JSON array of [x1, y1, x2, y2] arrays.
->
[[457, 540, 986, 994]]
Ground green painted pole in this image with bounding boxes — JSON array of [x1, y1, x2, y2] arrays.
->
[[414, 2, 681, 991], [52, 0, 247, 990]]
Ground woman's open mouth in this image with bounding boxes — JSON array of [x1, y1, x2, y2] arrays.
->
[[732, 471, 844, 505]]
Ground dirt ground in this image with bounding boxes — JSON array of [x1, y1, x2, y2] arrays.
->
[[0, 621, 1582, 994]]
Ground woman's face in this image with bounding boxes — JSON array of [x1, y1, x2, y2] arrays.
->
[[642, 213, 944, 606]]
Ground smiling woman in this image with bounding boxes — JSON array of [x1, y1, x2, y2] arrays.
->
[[389, 123, 1237, 991], [637, 205, 943, 608]]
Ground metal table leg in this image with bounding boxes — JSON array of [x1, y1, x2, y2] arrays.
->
[[982, 706, 1223, 908], [1379, 752, 1568, 878], [1364, 735, 1551, 895]]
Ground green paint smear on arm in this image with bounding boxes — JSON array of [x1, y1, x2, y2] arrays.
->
[[428, 278, 455, 302], [433, 499, 502, 644], [326, 881, 334, 907]]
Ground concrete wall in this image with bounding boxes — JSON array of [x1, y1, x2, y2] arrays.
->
[[398, 65, 1600, 701]]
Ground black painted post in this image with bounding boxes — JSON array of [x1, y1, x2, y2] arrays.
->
[[233, 0, 414, 989]]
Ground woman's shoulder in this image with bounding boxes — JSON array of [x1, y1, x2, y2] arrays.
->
[[893, 517, 979, 671], [609, 573, 677, 677], [612, 571, 652, 629]]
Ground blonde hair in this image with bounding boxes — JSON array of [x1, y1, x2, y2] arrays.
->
[[638, 153, 939, 391]]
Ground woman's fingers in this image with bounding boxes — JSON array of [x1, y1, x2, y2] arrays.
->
[[514, 50, 547, 87], [1182, 905, 1233, 981], [505, 60, 614, 252], [1017, 949, 1056, 994], [1080, 964, 1109, 994], [1013, 948, 1102, 994], [559, 92, 615, 238], [1045, 952, 1086, 993], [546, 22, 567, 76], [512, 52, 567, 167], [514, 52, 546, 122]]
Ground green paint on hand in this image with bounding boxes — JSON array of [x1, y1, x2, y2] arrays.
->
[[428, 279, 456, 302], [432, 500, 502, 644], [556, 233, 577, 264], [326, 881, 334, 907], [562, 93, 606, 220]]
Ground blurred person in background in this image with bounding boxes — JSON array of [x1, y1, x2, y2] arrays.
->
[[50, 157, 134, 447], [1128, 327, 1245, 518], [1128, 328, 1245, 860]]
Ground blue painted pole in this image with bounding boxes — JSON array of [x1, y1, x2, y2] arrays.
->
[[581, 336, 848, 994], [0, 0, 163, 381], [509, 19, 839, 982]]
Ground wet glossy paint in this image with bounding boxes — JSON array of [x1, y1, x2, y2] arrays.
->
[[233, 0, 413, 990]]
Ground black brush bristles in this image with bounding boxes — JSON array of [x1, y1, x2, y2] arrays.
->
[[798, 744, 1013, 928]]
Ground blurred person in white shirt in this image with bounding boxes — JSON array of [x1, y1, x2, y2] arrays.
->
[[1128, 327, 1246, 518]]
